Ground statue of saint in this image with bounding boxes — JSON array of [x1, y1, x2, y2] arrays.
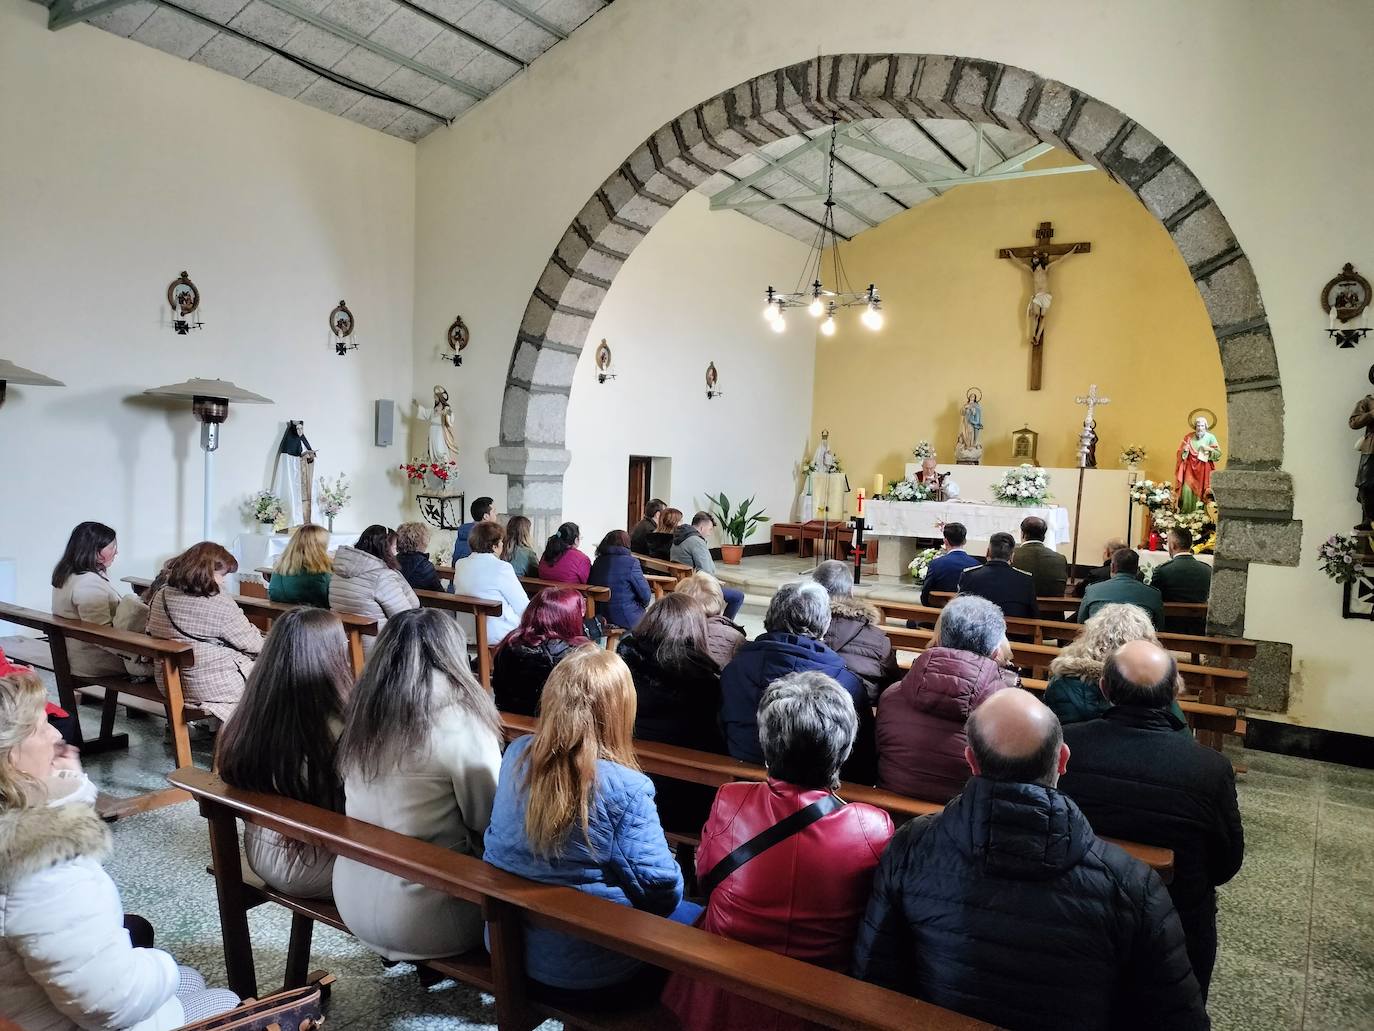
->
[[1175, 414, 1221, 513], [416, 385, 459, 467], [955, 388, 984, 464], [811, 429, 839, 474], [1349, 366, 1374, 529], [271, 421, 316, 528]]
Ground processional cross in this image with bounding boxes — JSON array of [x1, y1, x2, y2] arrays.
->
[[1074, 384, 1110, 470], [998, 221, 1091, 391]]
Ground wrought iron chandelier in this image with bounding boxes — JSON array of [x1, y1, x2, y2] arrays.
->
[[762, 115, 884, 337]]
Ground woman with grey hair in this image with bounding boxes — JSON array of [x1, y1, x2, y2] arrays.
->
[[663, 671, 894, 1029], [812, 560, 900, 704], [876, 595, 1009, 802], [720, 581, 877, 784]]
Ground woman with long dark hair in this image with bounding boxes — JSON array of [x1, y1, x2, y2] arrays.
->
[[332, 608, 502, 962], [50, 521, 127, 678], [501, 515, 539, 578], [537, 522, 590, 585], [492, 588, 590, 716], [588, 530, 652, 630], [329, 524, 418, 653], [483, 647, 699, 1004], [146, 542, 263, 726], [216, 608, 353, 898], [616, 592, 724, 830]]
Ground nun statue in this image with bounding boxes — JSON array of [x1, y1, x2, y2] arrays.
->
[[271, 421, 316, 527]]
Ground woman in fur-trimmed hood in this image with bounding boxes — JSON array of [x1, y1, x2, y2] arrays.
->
[[812, 561, 900, 704], [0, 671, 235, 1030], [1045, 602, 1190, 731]]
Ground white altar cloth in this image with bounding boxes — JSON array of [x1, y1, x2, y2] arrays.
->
[[231, 531, 356, 587], [866, 500, 1071, 549]]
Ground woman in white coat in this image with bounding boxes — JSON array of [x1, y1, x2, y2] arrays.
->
[[49, 521, 128, 678], [216, 608, 352, 899], [333, 608, 503, 962], [0, 671, 238, 1030], [448, 521, 528, 645]]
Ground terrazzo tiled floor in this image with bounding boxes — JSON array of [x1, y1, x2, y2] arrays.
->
[[9, 593, 1374, 1029]]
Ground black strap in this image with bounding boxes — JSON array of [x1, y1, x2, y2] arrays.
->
[[701, 794, 844, 895]]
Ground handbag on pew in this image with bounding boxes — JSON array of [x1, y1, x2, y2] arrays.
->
[[700, 793, 845, 896], [175, 984, 325, 1031]]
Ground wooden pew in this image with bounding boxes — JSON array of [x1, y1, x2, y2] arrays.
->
[[124, 577, 378, 678], [171, 767, 990, 1031], [498, 713, 1175, 881], [645, 573, 677, 599], [926, 590, 1210, 622], [414, 589, 501, 691], [868, 598, 1258, 666], [517, 576, 609, 621], [0, 602, 197, 820], [632, 552, 694, 583]]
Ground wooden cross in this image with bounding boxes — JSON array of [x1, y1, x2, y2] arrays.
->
[[998, 221, 1091, 391]]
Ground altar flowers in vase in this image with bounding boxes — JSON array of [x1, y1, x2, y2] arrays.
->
[[991, 465, 1050, 506], [885, 478, 933, 502], [317, 474, 351, 532], [908, 547, 940, 582]]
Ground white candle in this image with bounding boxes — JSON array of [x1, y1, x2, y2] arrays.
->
[[873, 473, 885, 497]]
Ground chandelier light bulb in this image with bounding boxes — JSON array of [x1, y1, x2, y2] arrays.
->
[[862, 304, 884, 331], [820, 314, 837, 336], [771, 313, 787, 333], [763, 302, 779, 323]]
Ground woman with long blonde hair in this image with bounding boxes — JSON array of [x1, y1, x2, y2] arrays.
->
[[1045, 602, 1188, 729], [268, 523, 333, 607], [483, 646, 700, 1003]]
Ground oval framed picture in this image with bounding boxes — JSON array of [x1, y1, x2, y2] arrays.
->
[[595, 339, 612, 373], [705, 361, 718, 390], [329, 300, 355, 339], [447, 315, 470, 354], [167, 271, 200, 316]]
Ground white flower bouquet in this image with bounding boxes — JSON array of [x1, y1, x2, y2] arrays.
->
[[245, 490, 284, 525], [885, 478, 934, 502], [908, 547, 941, 582], [317, 473, 351, 530], [1120, 445, 1147, 467], [991, 465, 1050, 506], [1318, 533, 1362, 584], [912, 439, 936, 460], [1129, 479, 1174, 511]]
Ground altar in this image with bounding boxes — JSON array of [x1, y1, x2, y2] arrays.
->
[[866, 500, 1070, 547], [231, 530, 356, 589]]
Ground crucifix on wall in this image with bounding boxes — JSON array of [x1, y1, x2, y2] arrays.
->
[[998, 221, 1091, 390]]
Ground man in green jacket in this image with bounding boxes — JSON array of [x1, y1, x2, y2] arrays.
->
[[1011, 515, 1069, 597], [1077, 548, 1164, 628], [1151, 528, 1212, 633]]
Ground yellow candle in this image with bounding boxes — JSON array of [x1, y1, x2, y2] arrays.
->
[[873, 473, 885, 497]]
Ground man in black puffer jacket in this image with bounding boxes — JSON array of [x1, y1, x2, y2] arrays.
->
[[852, 689, 1208, 1031], [1059, 640, 1244, 999]]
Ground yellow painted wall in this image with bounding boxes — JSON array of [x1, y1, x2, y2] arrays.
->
[[810, 157, 1226, 490]]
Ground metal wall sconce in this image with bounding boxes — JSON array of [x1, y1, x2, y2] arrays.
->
[[329, 301, 358, 356], [595, 339, 616, 384], [167, 271, 204, 335], [1322, 263, 1371, 348], [443, 315, 469, 367], [705, 361, 722, 400], [0, 359, 64, 409]]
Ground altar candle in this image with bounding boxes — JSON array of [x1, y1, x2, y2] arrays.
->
[[856, 489, 865, 515], [873, 473, 885, 498]]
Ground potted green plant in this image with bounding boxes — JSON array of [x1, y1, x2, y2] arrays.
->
[[708, 492, 770, 565]]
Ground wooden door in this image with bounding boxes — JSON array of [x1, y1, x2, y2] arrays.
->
[[627, 456, 652, 529]]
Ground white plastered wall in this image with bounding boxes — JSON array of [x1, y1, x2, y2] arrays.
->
[[562, 192, 816, 546], [0, 1, 416, 607], [412, 0, 1374, 736]]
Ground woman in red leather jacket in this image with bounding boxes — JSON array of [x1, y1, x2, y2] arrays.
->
[[662, 670, 894, 1030]]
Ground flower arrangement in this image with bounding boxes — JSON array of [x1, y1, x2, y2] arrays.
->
[[1120, 445, 1147, 467], [1129, 479, 1174, 511], [908, 547, 941, 582], [1174, 508, 1208, 535], [801, 455, 843, 476], [991, 465, 1050, 506], [245, 490, 284, 525], [1318, 533, 1362, 584], [885, 478, 934, 502], [400, 457, 458, 485], [317, 473, 351, 530], [912, 439, 936, 461]]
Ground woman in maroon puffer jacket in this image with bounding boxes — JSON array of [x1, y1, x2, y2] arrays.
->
[[663, 670, 893, 1031], [876, 595, 1011, 803]]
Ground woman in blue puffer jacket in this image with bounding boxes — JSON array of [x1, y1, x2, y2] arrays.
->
[[483, 646, 701, 1005], [588, 530, 653, 631]]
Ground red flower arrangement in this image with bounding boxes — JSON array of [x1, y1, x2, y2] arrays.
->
[[399, 458, 458, 483]]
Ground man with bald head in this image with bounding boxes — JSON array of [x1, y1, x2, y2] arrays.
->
[[1060, 640, 1244, 1000], [853, 689, 1207, 1029]]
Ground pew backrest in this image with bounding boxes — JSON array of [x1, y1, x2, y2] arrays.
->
[[414, 589, 502, 689], [517, 577, 610, 620], [631, 552, 694, 582]]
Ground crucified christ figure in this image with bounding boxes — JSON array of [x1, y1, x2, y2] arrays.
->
[[998, 221, 1091, 390]]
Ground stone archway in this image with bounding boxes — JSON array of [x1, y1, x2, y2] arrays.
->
[[490, 54, 1299, 685]]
